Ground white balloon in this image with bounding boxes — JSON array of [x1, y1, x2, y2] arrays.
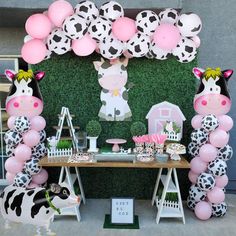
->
[[150, 41, 171, 60], [24, 35, 33, 43], [191, 35, 201, 48], [177, 13, 202, 37], [159, 8, 179, 24], [99, 1, 124, 21]]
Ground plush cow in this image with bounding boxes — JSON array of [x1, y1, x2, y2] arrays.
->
[[93, 58, 133, 121], [0, 183, 80, 235]]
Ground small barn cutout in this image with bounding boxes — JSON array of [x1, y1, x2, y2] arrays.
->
[[146, 101, 186, 141]]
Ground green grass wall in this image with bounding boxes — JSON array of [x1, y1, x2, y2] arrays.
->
[[32, 53, 197, 199]]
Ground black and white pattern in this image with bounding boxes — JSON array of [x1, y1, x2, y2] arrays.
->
[[14, 171, 32, 188], [150, 41, 171, 60], [99, 1, 124, 22], [62, 14, 88, 40], [189, 184, 207, 202], [136, 10, 159, 36], [47, 28, 72, 55], [197, 172, 215, 191], [88, 17, 111, 41], [212, 202, 227, 217], [6, 145, 15, 158], [172, 37, 197, 63], [4, 130, 22, 147], [99, 36, 124, 59], [208, 159, 227, 177], [75, 0, 99, 22], [24, 157, 42, 175], [39, 130, 47, 143], [32, 143, 47, 159], [127, 33, 151, 57], [159, 8, 179, 24], [217, 145, 233, 161], [188, 142, 200, 157], [14, 116, 31, 134], [190, 128, 208, 146], [187, 196, 197, 211], [201, 114, 219, 132]]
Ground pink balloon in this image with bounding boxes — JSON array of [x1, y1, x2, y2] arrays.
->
[[27, 182, 40, 189], [199, 144, 217, 163], [209, 128, 229, 148], [21, 39, 47, 64], [215, 175, 228, 188], [48, 0, 74, 27], [72, 34, 97, 56], [195, 201, 212, 220], [218, 115, 234, 132], [32, 168, 48, 185], [25, 13, 52, 39], [7, 116, 16, 129], [5, 157, 24, 174], [23, 130, 40, 147], [14, 144, 32, 161], [30, 116, 46, 131], [112, 17, 136, 42], [191, 115, 203, 129], [6, 172, 16, 184], [188, 170, 199, 184], [207, 187, 225, 204], [153, 23, 181, 50], [190, 157, 207, 174]]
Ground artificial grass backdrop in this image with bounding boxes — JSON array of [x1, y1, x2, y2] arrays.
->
[[32, 53, 197, 199]]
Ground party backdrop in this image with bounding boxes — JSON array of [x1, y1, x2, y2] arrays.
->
[[32, 53, 197, 199]]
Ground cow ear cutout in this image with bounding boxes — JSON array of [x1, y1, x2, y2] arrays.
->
[[223, 69, 233, 81], [122, 57, 129, 67], [192, 67, 204, 80], [50, 183, 61, 194], [93, 61, 103, 71], [35, 71, 45, 81], [5, 69, 16, 81]]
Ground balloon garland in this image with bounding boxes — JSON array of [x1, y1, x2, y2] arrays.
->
[[4, 69, 48, 188], [187, 67, 234, 220], [21, 0, 202, 64]]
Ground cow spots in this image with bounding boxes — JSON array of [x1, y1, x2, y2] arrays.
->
[[101, 100, 106, 105], [27, 190, 35, 196], [4, 189, 16, 214], [0, 190, 5, 199], [10, 192, 24, 217], [115, 110, 121, 115], [75, 1, 98, 22]]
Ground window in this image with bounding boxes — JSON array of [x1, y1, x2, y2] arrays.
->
[[159, 108, 171, 118]]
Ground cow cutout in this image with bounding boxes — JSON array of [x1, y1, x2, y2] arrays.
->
[[93, 58, 133, 121], [0, 183, 80, 235], [193, 67, 233, 115]]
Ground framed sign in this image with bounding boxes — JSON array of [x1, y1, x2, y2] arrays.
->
[[111, 198, 134, 224]]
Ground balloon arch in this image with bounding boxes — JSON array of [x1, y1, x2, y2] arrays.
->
[[21, 0, 202, 64]]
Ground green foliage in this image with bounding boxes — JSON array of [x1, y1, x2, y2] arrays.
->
[[157, 187, 178, 201], [86, 120, 102, 137], [56, 140, 72, 149], [164, 121, 181, 133], [32, 53, 197, 199], [130, 121, 147, 136]]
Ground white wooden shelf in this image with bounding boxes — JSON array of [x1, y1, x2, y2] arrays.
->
[[160, 175, 177, 193]]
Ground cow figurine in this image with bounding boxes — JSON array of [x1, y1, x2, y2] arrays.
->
[[0, 183, 80, 236], [193, 67, 233, 115], [5, 69, 45, 118], [93, 58, 133, 121], [47, 136, 58, 151]]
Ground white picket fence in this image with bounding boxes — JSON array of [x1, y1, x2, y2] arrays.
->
[[161, 131, 181, 141], [47, 148, 73, 158], [156, 198, 180, 209]]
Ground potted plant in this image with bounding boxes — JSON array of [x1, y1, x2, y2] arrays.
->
[[130, 122, 146, 153], [86, 120, 102, 153]]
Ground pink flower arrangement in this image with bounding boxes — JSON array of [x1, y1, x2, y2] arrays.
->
[[150, 134, 168, 144]]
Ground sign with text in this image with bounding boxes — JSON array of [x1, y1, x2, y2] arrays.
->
[[111, 198, 134, 224]]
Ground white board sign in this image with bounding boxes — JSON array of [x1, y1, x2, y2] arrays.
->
[[111, 198, 134, 224]]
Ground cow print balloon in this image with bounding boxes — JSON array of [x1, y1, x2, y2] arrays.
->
[[62, 14, 88, 40], [188, 142, 200, 157], [201, 114, 219, 132], [32, 142, 47, 159], [208, 159, 227, 177], [24, 157, 42, 175], [172, 37, 197, 63], [4, 130, 22, 147], [47, 28, 72, 55], [177, 13, 202, 37], [212, 202, 227, 217], [197, 172, 215, 191], [150, 42, 171, 60], [14, 116, 31, 134], [190, 128, 208, 146], [189, 184, 207, 202], [187, 196, 197, 211], [127, 33, 151, 57], [6, 145, 15, 158], [217, 145, 233, 161], [88, 17, 111, 41], [39, 130, 47, 143], [159, 8, 179, 24], [136, 10, 159, 36], [99, 1, 124, 22], [75, 0, 99, 22], [99, 36, 124, 59], [14, 171, 32, 188]]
